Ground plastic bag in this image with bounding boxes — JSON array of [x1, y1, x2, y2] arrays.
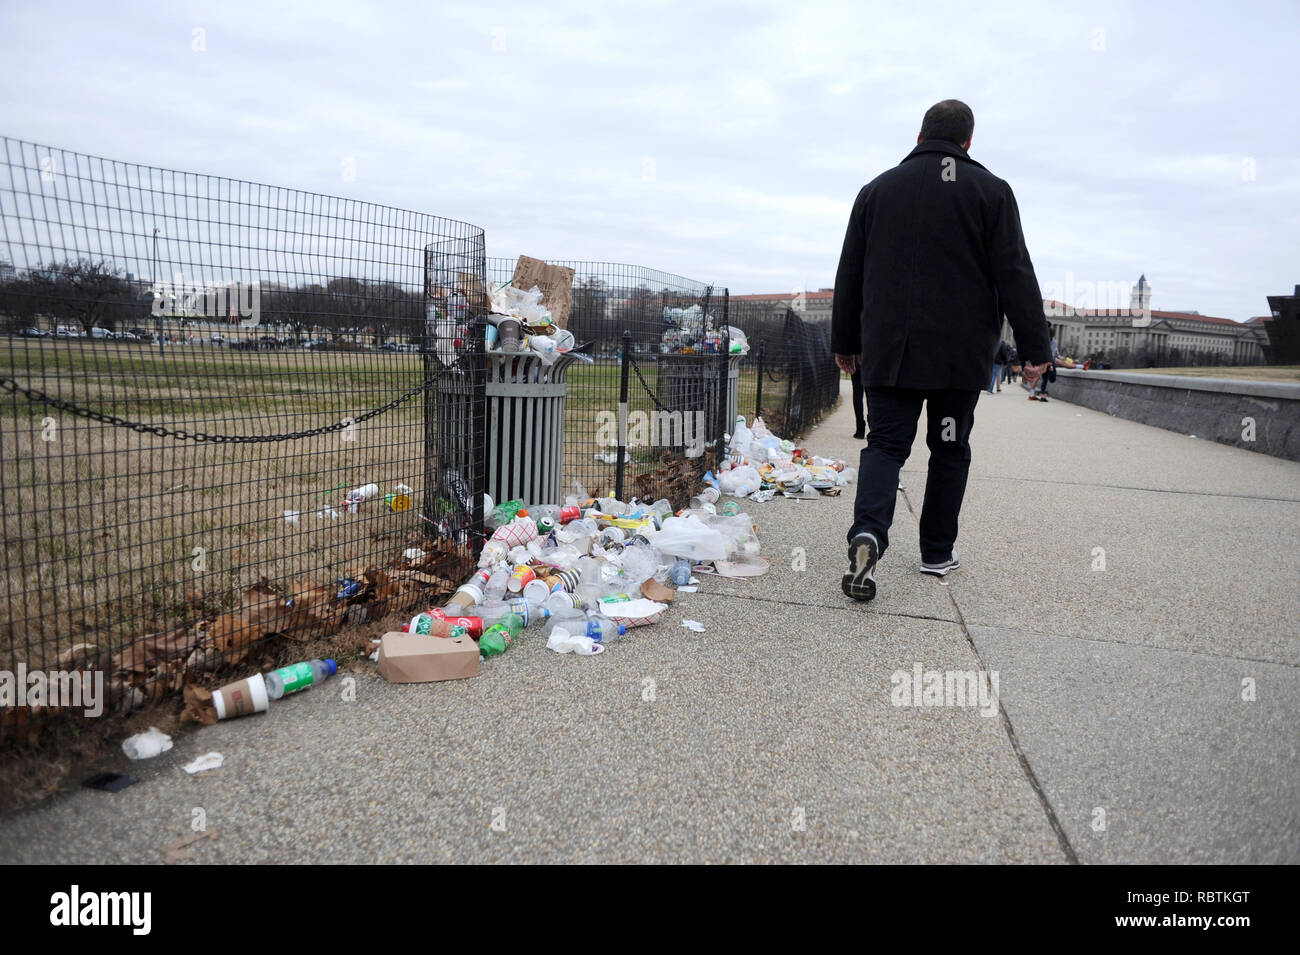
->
[[619, 542, 659, 588], [728, 417, 754, 459], [722, 326, 750, 355], [651, 515, 729, 561], [706, 513, 758, 557], [719, 465, 761, 497]]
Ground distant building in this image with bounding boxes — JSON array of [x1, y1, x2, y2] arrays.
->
[[734, 275, 1268, 367], [728, 288, 833, 325], [1029, 276, 1267, 366]]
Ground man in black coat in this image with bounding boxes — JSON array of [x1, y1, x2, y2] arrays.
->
[[831, 99, 1051, 602]]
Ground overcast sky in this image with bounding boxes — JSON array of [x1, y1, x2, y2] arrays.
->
[[1, 0, 1295, 320]]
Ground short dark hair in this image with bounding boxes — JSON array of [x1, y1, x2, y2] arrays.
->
[[919, 100, 974, 147]]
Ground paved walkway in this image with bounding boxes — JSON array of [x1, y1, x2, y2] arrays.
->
[[2, 379, 1297, 863]]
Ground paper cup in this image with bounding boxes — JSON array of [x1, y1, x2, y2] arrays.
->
[[522, 578, 551, 604], [508, 565, 536, 593], [213, 675, 269, 720], [497, 318, 522, 351]]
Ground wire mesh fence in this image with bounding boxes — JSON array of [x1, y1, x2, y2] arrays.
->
[[0, 137, 486, 741], [484, 258, 727, 509], [0, 136, 840, 746], [727, 298, 841, 437]]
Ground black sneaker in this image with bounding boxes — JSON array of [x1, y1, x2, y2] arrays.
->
[[920, 554, 960, 577], [853, 425, 865, 439], [842, 532, 879, 601]]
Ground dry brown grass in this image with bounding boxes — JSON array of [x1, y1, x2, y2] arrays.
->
[[0, 338, 776, 751]]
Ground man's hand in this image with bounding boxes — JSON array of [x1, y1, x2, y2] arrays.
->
[[1022, 361, 1050, 387], [835, 353, 860, 375]]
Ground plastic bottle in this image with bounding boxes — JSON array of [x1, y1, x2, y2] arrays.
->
[[264, 659, 337, 699], [586, 614, 627, 643], [543, 606, 588, 636], [479, 613, 523, 658], [506, 595, 549, 628], [669, 556, 692, 586], [485, 566, 510, 600], [475, 598, 513, 628], [490, 499, 525, 526]]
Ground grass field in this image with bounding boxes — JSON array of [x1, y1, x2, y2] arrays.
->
[[0, 339, 785, 671], [1110, 365, 1300, 383]]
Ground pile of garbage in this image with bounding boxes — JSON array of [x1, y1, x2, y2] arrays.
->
[[369, 414, 852, 673], [659, 303, 749, 356], [716, 415, 855, 502], [394, 485, 765, 659], [485, 283, 583, 366], [164, 412, 852, 718]]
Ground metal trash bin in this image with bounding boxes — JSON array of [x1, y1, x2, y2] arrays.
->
[[438, 352, 579, 508], [656, 354, 742, 450]]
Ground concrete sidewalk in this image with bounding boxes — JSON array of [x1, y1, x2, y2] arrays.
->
[[1, 379, 1296, 863]]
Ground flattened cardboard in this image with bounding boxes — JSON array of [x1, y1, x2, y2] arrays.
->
[[377, 631, 479, 684], [511, 255, 575, 329], [640, 578, 675, 603]]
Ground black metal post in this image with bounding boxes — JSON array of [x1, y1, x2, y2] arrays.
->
[[716, 289, 730, 451], [616, 329, 630, 501], [755, 340, 765, 418], [784, 335, 794, 430]]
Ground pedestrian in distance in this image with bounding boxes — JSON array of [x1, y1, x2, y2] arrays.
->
[[989, 340, 1010, 394], [832, 99, 1052, 602]]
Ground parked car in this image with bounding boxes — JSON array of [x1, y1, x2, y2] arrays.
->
[[16, 327, 50, 337]]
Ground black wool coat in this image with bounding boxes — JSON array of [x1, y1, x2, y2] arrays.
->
[[831, 140, 1052, 391]]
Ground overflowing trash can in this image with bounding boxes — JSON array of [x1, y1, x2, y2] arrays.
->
[[656, 353, 742, 451], [438, 352, 580, 510]]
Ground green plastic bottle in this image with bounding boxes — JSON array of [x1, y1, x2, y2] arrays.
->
[[479, 613, 523, 658], [491, 499, 525, 525]]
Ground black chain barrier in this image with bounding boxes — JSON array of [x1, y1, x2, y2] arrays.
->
[[0, 362, 460, 445], [627, 352, 670, 413]]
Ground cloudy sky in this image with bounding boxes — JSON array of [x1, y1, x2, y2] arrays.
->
[[1, 0, 1295, 320]]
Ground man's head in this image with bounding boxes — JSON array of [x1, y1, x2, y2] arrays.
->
[[918, 99, 974, 150]]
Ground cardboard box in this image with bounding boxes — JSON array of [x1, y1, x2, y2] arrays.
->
[[511, 255, 575, 329], [377, 631, 479, 684]]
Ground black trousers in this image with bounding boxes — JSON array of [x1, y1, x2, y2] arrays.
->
[[847, 387, 979, 564], [850, 368, 865, 429]]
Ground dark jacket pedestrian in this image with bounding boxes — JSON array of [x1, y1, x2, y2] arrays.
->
[[832, 140, 1051, 389], [831, 100, 1053, 605]]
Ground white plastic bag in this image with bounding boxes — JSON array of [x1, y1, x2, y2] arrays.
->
[[723, 326, 749, 355], [719, 465, 761, 497], [651, 515, 729, 561]]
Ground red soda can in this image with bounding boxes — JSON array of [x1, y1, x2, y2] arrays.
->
[[559, 505, 581, 524], [428, 609, 483, 637]]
